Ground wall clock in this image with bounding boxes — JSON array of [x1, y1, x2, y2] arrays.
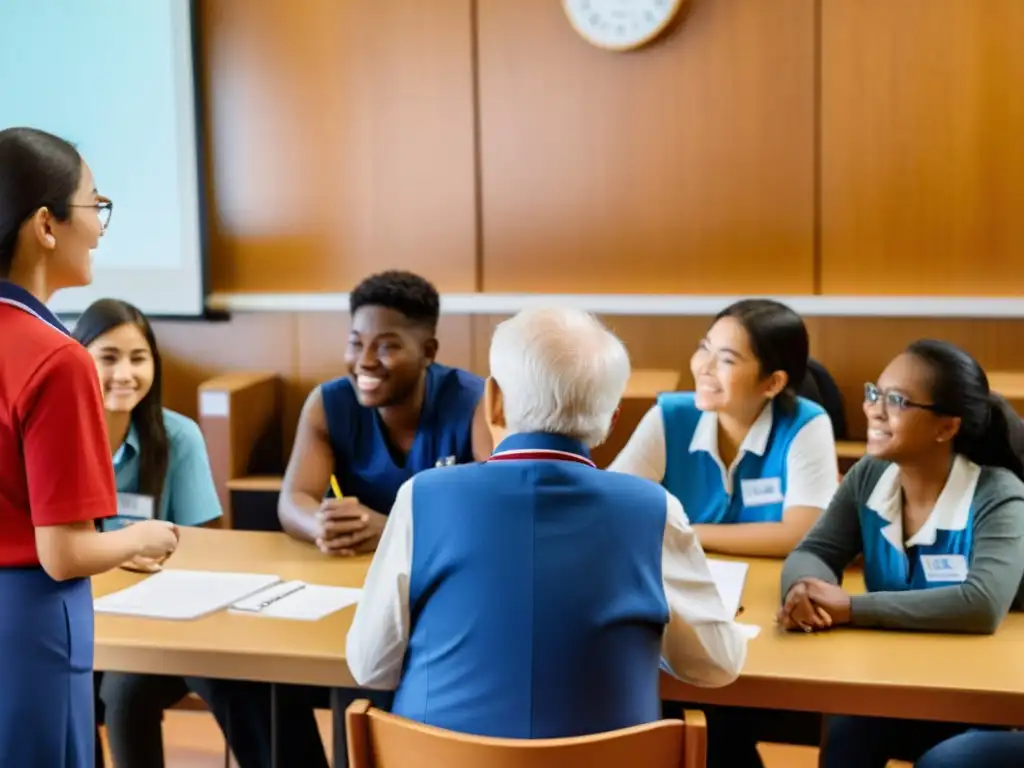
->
[[563, 0, 686, 52]]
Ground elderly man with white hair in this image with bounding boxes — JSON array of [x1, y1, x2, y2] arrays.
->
[[346, 307, 749, 738]]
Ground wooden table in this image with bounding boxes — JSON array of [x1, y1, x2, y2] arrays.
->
[[663, 559, 1024, 727], [95, 528, 367, 688], [95, 528, 1024, 733]]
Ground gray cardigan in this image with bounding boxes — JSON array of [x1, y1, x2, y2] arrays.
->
[[780, 456, 1024, 634]]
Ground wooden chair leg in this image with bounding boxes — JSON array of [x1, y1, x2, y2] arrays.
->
[[345, 699, 373, 768], [682, 709, 708, 768]]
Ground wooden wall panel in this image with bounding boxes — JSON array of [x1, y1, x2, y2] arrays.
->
[[811, 317, 1024, 438], [152, 313, 296, 420], [201, 0, 477, 293], [821, 0, 1024, 294], [476, 0, 816, 294]]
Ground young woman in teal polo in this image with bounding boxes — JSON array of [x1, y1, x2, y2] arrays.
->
[[73, 298, 225, 768]]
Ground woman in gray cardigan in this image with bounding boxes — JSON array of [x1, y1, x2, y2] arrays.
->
[[778, 340, 1024, 768]]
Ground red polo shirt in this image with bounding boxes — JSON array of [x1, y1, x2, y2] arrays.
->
[[0, 303, 116, 567]]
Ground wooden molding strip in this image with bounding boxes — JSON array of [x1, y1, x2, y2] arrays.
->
[[206, 292, 1024, 319]]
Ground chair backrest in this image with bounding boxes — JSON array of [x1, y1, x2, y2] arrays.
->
[[346, 699, 706, 768], [799, 358, 849, 440]]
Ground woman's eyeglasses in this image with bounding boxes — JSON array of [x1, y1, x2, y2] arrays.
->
[[68, 197, 113, 233], [864, 382, 941, 413]]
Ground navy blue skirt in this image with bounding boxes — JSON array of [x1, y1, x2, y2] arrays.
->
[[0, 567, 95, 767]]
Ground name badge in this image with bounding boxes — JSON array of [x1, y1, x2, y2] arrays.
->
[[740, 477, 784, 507], [117, 493, 155, 521], [920, 554, 969, 583]]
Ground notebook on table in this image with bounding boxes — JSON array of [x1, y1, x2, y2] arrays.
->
[[94, 570, 283, 620]]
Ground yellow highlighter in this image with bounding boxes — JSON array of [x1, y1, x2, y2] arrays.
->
[[329, 474, 343, 499]]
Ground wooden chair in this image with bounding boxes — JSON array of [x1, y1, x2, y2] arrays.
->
[[345, 699, 707, 768]]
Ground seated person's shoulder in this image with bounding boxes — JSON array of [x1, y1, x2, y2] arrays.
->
[[794, 395, 828, 419], [319, 374, 356, 401], [161, 409, 207, 450], [434, 363, 485, 400], [842, 454, 895, 494], [977, 465, 1024, 508]]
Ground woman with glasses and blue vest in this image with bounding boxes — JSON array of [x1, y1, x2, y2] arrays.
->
[[780, 340, 1024, 768], [0, 127, 179, 767], [610, 298, 840, 767]]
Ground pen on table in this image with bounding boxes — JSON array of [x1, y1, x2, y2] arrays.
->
[[330, 474, 343, 499]]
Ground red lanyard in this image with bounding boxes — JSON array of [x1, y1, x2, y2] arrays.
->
[[487, 448, 596, 468]]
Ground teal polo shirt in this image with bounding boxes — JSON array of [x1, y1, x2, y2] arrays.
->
[[103, 408, 222, 530]]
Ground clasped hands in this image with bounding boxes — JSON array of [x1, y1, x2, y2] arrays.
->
[[777, 578, 852, 633], [314, 497, 386, 556]]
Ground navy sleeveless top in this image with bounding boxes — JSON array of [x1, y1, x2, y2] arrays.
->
[[320, 363, 484, 515]]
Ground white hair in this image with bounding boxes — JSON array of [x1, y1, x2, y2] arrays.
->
[[488, 307, 631, 447]]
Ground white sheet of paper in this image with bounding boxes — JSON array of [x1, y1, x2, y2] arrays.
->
[[706, 559, 749, 619], [94, 570, 282, 621], [229, 582, 363, 621]]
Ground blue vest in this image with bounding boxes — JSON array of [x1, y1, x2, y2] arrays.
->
[[659, 393, 824, 524], [860, 459, 977, 592], [321, 363, 483, 515], [393, 432, 670, 738]]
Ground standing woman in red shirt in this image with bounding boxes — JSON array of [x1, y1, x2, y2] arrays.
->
[[0, 127, 181, 767]]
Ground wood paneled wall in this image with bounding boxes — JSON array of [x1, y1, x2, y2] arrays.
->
[[153, 0, 1024, 460], [821, 0, 1024, 295], [198, 0, 1024, 295]]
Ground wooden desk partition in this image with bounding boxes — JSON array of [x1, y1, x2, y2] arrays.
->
[[591, 369, 681, 469], [198, 372, 283, 528], [987, 372, 1024, 404]]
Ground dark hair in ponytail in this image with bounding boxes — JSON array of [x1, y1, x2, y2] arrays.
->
[[906, 339, 1024, 479], [72, 299, 170, 508]]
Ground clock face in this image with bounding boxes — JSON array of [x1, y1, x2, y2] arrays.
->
[[563, 0, 683, 51]]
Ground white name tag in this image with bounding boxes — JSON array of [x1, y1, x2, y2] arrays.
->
[[117, 493, 155, 521], [740, 477, 784, 507], [920, 554, 969, 583]]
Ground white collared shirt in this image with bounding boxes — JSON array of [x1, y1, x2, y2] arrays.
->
[[866, 455, 981, 551], [609, 403, 838, 511], [345, 476, 750, 691]]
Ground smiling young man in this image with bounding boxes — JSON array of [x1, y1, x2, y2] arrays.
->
[[195, 273, 494, 768], [278, 270, 492, 556]]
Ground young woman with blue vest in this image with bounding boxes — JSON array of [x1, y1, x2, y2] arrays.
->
[[0, 127, 179, 767], [72, 298, 228, 768], [200, 270, 494, 768], [780, 340, 1024, 768], [611, 298, 839, 557], [610, 299, 840, 767]]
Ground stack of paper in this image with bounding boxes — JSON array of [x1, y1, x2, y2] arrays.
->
[[94, 570, 282, 620], [229, 580, 363, 621], [707, 559, 749, 619]]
